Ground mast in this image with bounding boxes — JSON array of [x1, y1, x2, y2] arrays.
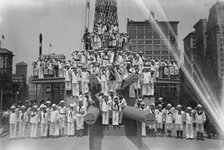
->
[[84, 0, 90, 31]]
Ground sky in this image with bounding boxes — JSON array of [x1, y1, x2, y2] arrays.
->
[[0, 0, 219, 77]]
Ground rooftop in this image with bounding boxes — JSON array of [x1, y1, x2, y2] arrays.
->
[[0, 48, 14, 56]]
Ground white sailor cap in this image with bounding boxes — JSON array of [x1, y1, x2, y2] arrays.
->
[[52, 104, 57, 107], [187, 107, 192, 110], [140, 102, 145, 105], [46, 101, 51, 104], [159, 97, 163, 100], [167, 103, 172, 107], [150, 103, 155, 106], [33, 105, 38, 108], [197, 104, 202, 108], [60, 100, 65, 104], [176, 104, 182, 108], [158, 104, 163, 107], [10, 105, 16, 109], [40, 104, 47, 108], [21, 105, 26, 109]]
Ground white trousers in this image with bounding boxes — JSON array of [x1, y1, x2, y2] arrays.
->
[[72, 83, 79, 96], [65, 81, 72, 91], [82, 82, 89, 94], [76, 116, 84, 130], [9, 124, 17, 139], [102, 111, 109, 125], [186, 124, 194, 139], [50, 122, 59, 136], [112, 111, 119, 125], [142, 122, 146, 136], [30, 123, 38, 138], [67, 122, 75, 135], [101, 81, 108, 93], [19, 122, 26, 137], [40, 123, 48, 137]]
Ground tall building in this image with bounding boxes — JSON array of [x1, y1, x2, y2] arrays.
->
[[127, 15, 179, 59], [183, 31, 196, 78], [16, 62, 28, 82], [193, 19, 207, 74], [206, 1, 224, 100], [0, 48, 14, 75], [206, 1, 224, 80]]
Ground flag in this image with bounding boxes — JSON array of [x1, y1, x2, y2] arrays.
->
[[87, 1, 90, 8], [49, 43, 52, 47], [2, 35, 5, 39]]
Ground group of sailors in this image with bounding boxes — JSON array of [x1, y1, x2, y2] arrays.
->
[[32, 49, 179, 97], [136, 98, 206, 140], [9, 99, 87, 139], [82, 0, 130, 51]]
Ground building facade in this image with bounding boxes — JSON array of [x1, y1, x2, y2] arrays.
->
[[183, 31, 196, 78], [193, 19, 207, 75], [0, 48, 14, 75], [127, 17, 179, 59], [206, 1, 224, 101], [16, 62, 28, 83]]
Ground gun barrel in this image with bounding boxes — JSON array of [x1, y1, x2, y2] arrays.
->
[[123, 106, 155, 124]]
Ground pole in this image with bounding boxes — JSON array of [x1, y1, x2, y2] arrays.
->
[[0, 88, 3, 127], [16, 92, 18, 106]]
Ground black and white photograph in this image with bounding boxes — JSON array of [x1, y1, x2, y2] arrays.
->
[[0, 0, 224, 150]]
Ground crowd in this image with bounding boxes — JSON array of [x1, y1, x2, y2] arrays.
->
[[82, 0, 130, 51], [8, 95, 207, 141], [32, 50, 179, 98]]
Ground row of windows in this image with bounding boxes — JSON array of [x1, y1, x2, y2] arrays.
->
[[131, 40, 167, 44]]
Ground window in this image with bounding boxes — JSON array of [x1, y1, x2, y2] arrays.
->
[[162, 51, 169, 54], [137, 40, 144, 44], [221, 58, 224, 62], [130, 34, 136, 39], [3, 65, 5, 68], [145, 40, 152, 44], [153, 40, 160, 44], [154, 51, 160, 54], [153, 45, 160, 51], [131, 40, 136, 44], [146, 45, 153, 51], [146, 51, 152, 54], [3, 60, 5, 64]]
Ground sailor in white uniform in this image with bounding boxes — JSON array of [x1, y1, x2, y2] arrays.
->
[[163, 104, 174, 137], [118, 95, 127, 125], [58, 100, 67, 136], [40, 104, 49, 137], [71, 67, 80, 97], [18, 105, 28, 138], [174, 104, 185, 139], [185, 107, 194, 140], [67, 104, 76, 136], [76, 98, 86, 137], [112, 96, 120, 128], [147, 103, 156, 137], [155, 104, 164, 136], [81, 66, 89, 94], [30, 105, 39, 138], [49, 104, 59, 137], [195, 104, 206, 140], [9, 106, 18, 139]]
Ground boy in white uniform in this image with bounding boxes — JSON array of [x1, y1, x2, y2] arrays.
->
[[164, 104, 173, 137], [58, 100, 67, 136], [174, 104, 184, 139], [118, 95, 127, 125], [98, 93, 112, 128], [30, 105, 39, 138], [76, 99, 86, 137], [185, 107, 194, 140], [100, 67, 109, 93], [112, 96, 119, 129], [195, 104, 206, 140], [67, 104, 76, 136], [40, 104, 49, 137], [147, 103, 156, 137], [139, 102, 147, 136], [18, 105, 28, 138], [9, 106, 18, 139], [155, 104, 163, 136], [71, 67, 80, 97], [81, 66, 89, 94], [49, 104, 59, 137]]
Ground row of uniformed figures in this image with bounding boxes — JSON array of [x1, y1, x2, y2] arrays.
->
[[9, 99, 87, 139], [94, 92, 127, 129], [135, 100, 206, 140]]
